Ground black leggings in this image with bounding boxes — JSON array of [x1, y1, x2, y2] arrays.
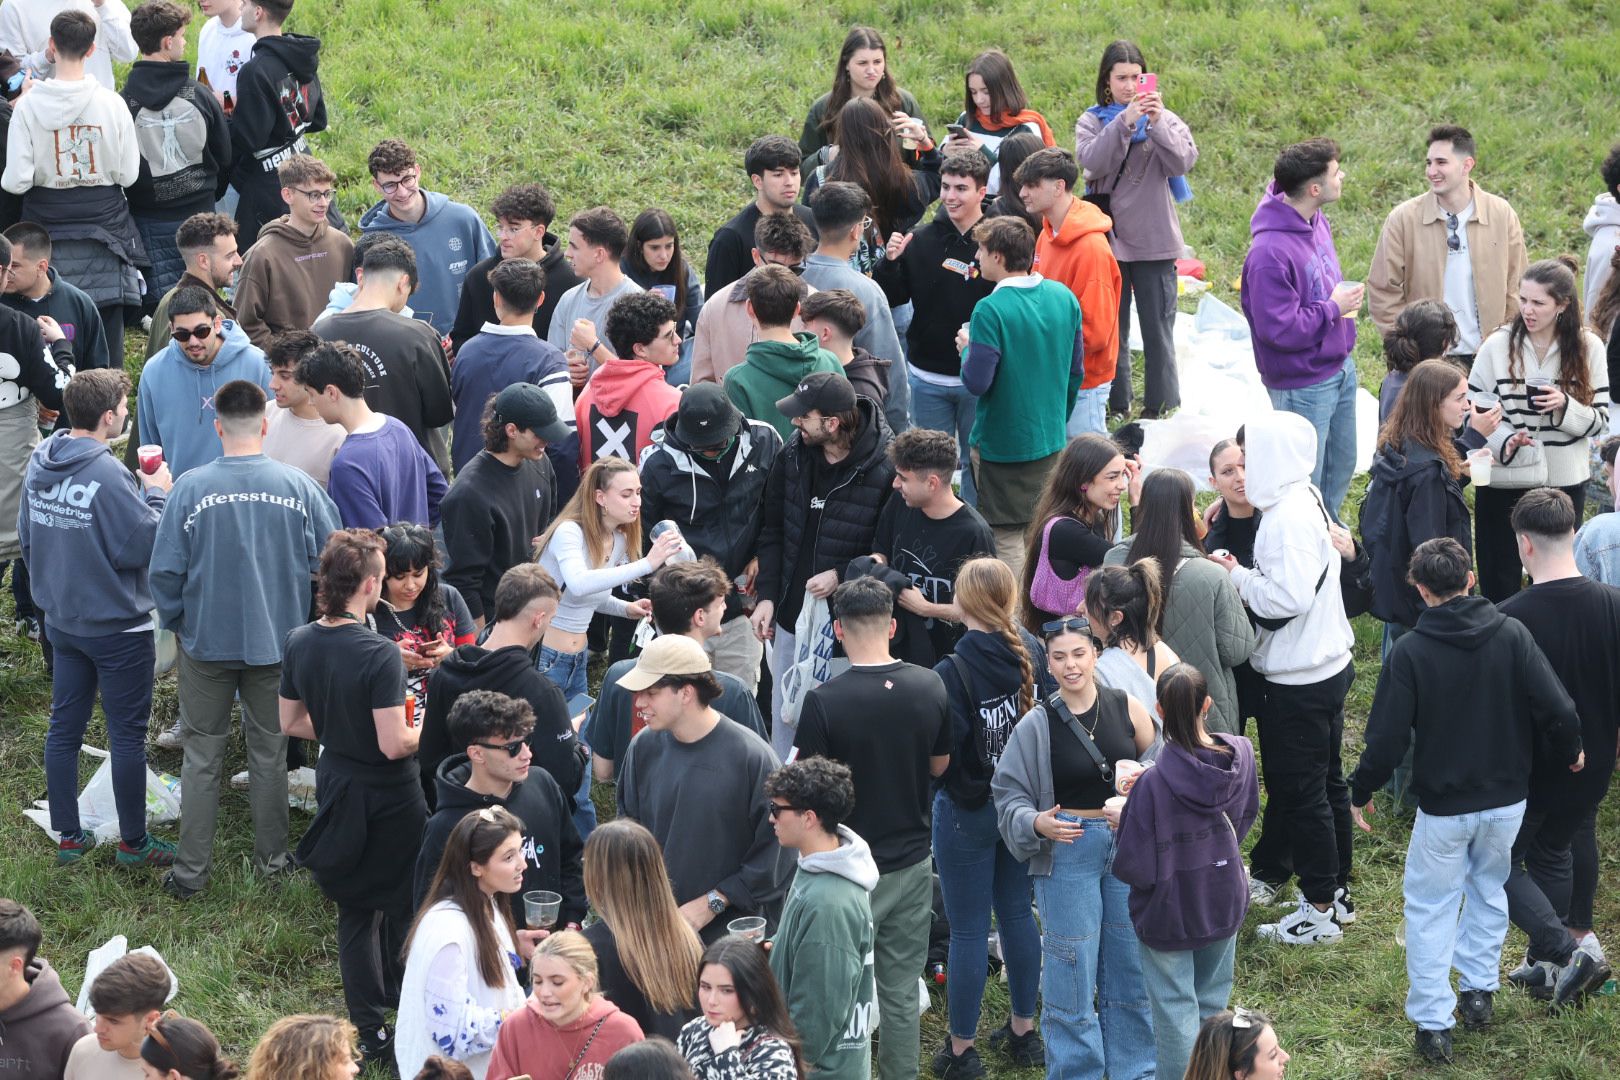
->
[[1473, 482, 1588, 602]]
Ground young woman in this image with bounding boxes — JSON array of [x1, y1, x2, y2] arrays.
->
[[244, 1015, 359, 1080], [1110, 665, 1259, 1080], [1203, 438, 1256, 567], [799, 26, 921, 164], [623, 209, 703, 386], [487, 932, 644, 1080], [397, 808, 541, 1080], [582, 819, 703, 1041], [1075, 40, 1197, 419], [984, 130, 1045, 232], [1183, 1009, 1290, 1080], [941, 49, 1054, 196], [992, 618, 1157, 1080], [604, 1039, 696, 1080], [1085, 561, 1177, 747], [676, 938, 804, 1080], [929, 558, 1050, 1076], [375, 522, 477, 705], [1378, 299, 1459, 422], [1106, 469, 1254, 734], [139, 1016, 240, 1080], [1468, 256, 1609, 600], [1021, 433, 1138, 633]]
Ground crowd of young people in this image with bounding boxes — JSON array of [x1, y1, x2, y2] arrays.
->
[[4, 3, 1620, 1080]]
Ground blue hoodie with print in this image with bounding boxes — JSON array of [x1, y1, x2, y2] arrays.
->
[[135, 319, 271, 478], [359, 190, 498, 336]]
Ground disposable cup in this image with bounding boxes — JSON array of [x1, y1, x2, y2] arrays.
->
[[727, 916, 768, 944], [523, 890, 562, 928], [1467, 448, 1493, 487]]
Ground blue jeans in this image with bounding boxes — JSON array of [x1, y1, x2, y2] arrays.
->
[[932, 792, 1041, 1039], [45, 625, 156, 846], [537, 643, 596, 837], [909, 376, 978, 506], [1032, 815, 1155, 1080], [1380, 623, 1417, 809], [1265, 354, 1357, 523], [1138, 936, 1236, 1080], [1403, 801, 1525, 1031], [1068, 382, 1113, 438]]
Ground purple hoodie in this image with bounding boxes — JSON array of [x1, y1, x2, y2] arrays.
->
[[1111, 733, 1259, 952], [1240, 183, 1356, 390]]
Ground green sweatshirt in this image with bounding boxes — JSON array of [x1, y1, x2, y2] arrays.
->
[[722, 332, 844, 439], [768, 826, 878, 1080]]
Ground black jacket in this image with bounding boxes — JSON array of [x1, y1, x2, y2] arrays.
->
[[0, 306, 73, 412], [704, 202, 819, 299], [440, 451, 558, 623], [121, 60, 232, 216], [229, 34, 325, 185], [415, 754, 587, 926], [757, 395, 895, 612], [449, 236, 582, 357], [935, 628, 1054, 809], [1349, 595, 1582, 815], [638, 417, 781, 583], [874, 208, 994, 377], [1360, 440, 1471, 628]]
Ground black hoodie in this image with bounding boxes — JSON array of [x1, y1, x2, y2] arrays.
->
[[873, 207, 994, 378], [229, 33, 326, 241], [1350, 595, 1582, 815], [1360, 439, 1471, 628], [0, 305, 73, 413], [121, 59, 232, 216], [933, 627, 1056, 809], [449, 237, 583, 357], [415, 753, 587, 926], [422, 643, 585, 808]]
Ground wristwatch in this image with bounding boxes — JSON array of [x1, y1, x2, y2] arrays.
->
[[706, 890, 727, 915]]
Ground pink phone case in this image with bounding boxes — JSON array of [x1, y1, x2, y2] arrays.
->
[[1138, 73, 1158, 94]]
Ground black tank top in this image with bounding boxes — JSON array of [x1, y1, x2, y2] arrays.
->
[[1046, 686, 1138, 809]]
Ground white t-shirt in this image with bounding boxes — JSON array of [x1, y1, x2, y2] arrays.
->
[[65, 1034, 145, 1080], [196, 14, 254, 98], [1443, 201, 1483, 355], [263, 402, 346, 489]]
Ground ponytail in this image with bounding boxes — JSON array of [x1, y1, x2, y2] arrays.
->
[[1155, 662, 1223, 756], [1084, 560, 1162, 652], [953, 558, 1035, 714]]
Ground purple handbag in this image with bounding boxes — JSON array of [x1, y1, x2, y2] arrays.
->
[[1029, 515, 1091, 617]]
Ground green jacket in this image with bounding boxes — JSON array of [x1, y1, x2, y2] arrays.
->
[[723, 333, 844, 439], [769, 827, 878, 1080]]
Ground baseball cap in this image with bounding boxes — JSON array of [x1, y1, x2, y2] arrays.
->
[[614, 635, 713, 692], [493, 383, 571, 444], [674, 383, 741, 447], [776, 371, 856, 419]]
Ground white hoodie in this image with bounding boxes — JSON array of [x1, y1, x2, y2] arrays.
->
[[1229, 411, 1353, 685], [1, 74, 138, 193], [0, 0, 137, 92], [1584, 193, 1620, 317]]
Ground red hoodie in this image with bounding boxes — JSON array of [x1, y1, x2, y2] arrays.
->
[[1034, 197, 1122, 389], [487, 994, 643, 1080], [574, 359, 682, 471]]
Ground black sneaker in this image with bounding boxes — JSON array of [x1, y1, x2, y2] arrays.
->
[[931, 1040, 986, 1080], [358, 1024, 397, 1075], [1458, 988, 1492, 1030], [986, 1021, 1045, 1067], [1415, 1026, 1453, 1064], [160, 871, 199, 901], [1508, 951, 1558, 1001]]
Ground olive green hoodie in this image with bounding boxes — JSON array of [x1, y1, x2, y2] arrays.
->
[[722, 331, 843, 439]]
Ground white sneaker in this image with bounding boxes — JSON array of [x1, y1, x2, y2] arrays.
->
[[1289, 886, 1355, 924], [1247, 871, 1280, 906], [1257, 899, 1344, 945], [155, 721, 184, 749], [229, 770, 250, 789]]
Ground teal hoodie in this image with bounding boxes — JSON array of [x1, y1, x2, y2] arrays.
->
[[769, 825, 877, 1080], [135, 319, 271, 478], [359, 190, 498, 336], [723, 332, 843, 439]]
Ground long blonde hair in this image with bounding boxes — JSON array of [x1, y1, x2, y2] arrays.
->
[[953, 558, 1035, 715], [583, 820, 702, 1015], [246, 1015, 356, 1080], [534, 457, 643, 566]]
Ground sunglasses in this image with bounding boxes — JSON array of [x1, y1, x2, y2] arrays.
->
[[171, 324, 214, 343], [767, 803, 803, 819], [474, 734, 533, 757], [1041, 616, 1093, 637], [1446, 213, 1461, 253]]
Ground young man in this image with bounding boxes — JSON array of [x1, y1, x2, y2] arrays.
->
[[228, 0, 327, 250], [2, 221, 110, 372], [615, 634, 790, 944], [1014, 147, 1119, 435], [723, 263, 842, 440], [871, 428, 993, 666], [66, 951, 171, 1080], [639, 384, 782, 688], [575, 290, 682, 466], [801, 182, 907, 425], [0, 900, 91, 1078], [424, 563, 583, 807], [1348, 537, 1583, 1063], [440, 383, 566, 629], [705, 135, 819, 297], [279, 529, 422, 1067], [136, 286, 270, 478], [875, 150, 994, 502], [691, 210, 816, 387], [263, 329, 343, 488], [122, 1, 232, 305], [234, 153, 352, 350], [449, 257, 572, 476], [1582, 144, 1620, 314], [765, 756, 878, 1080], [143, 211, 240, 358], [547, 205, 641, 380], [1496, 489, 1620, 1005], [150, 378, 340, 899], [752, 371, 896, 756], [312, 234, 453, 470], [958, 214, 1083, 570], [195, 0, 251, 102], [1367, 125, 1526, 362], [801, 289, 895, 429], [413, 690, 585, 926], [1240, 138, 1363, 522], [297, 341, 447, 529], [591, 558, 769, 781], [0, 0, 135, 90], [792, 577, 950, 1080], [20, 369, 175, 867], [358, 138, 496, 337], [449, 181, 580, 356]]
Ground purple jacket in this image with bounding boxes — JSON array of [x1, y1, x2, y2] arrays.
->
[[1111, 733, 1259, 952], [1240, 183, 1356, 390]]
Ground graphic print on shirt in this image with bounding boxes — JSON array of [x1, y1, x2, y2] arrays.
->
[[589, 404, 637, 462], [27, 477, 102, 531], [53, 125, 102, 182], [275, 74, 316, 134], [0, 344, 68, 407], [135, 98, 207, 177], [978, 691, 1022, 764]]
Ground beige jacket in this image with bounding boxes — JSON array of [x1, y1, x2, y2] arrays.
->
[[1367, 182, 1526, 340], [689, 273, 812, 385]]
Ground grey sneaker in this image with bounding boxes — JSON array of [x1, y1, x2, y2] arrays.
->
[[155, 720, 184, 750], [1508, 952, 1558, 1001], [1553, 946, 1610, 1009], [1247, 871, 1280, 906]]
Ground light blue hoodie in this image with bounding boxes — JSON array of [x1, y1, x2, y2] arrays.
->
[[135, 319, 271, 478], [358, 190, 497, 335]]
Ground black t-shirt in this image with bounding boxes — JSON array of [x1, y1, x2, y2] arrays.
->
[[584, 919, 695, 1042], [1046, 687, 1137, 809], [779, 456, 833, 628], [281, 622, 412, 779], [793, 661, 951, 873], [873, 499, 995, 664], [1206, 506, 1260, 569]]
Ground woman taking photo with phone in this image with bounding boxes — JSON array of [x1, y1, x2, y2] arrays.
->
[[623, 209, 703, 385], [800, 26, 921, 165], [941, 49, 1055, 196], [1021, 433, 1139, 633], [676, 938, 804, 1080], [1075, 40, 1197, 420], [487, 932, 645, 1080], [374, 522, 477, 706]]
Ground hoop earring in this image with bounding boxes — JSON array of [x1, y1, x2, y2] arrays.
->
[[1080, 484, 1089, 494]]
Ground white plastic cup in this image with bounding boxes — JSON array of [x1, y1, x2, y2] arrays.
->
[[1113, 759, 1147, 795], [727, 916, 767, 944], [1467, 448, 1493, 487], [523, 890, 562, 928]]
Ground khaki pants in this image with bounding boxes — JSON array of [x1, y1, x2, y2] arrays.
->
[[0, 403, 41, 562], [993, 526, 1027, 579], [870, 857, 934, 1080]]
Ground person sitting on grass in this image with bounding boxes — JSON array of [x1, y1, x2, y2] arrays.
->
[[66, 951, 172, 1079]]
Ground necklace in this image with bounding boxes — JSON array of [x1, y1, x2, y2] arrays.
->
[[319, 611, 361, 627], [1065, 691, 1102, 737]]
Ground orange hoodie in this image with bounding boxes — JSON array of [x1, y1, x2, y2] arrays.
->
[[574, 358, 682, 470], [1034, 198, 1122, 389]]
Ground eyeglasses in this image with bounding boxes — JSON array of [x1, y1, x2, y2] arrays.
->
[[474, 734, 533, 757], [496, 221, 536, 237], [292, 187, 335, 204], [1041, 616, 1093, 636], [376, 171, 419, 196], [1446, 213, 1461, 253], [171, 323, 214, 343], [767, 803, 803, 819]]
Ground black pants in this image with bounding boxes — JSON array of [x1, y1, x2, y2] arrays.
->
[[1250, 662, 1355, 904], [1506, 799, 1601, 963], [1474, 483, 1587, 602], [337, 902, 409, 1033], [98, 302, 126, 371]]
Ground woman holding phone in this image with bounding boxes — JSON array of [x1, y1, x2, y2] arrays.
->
[[941, 49, 1055, 195], [623, 209, 703, 386], [374, 523, 477, 707], [799, 26, 922, 167]]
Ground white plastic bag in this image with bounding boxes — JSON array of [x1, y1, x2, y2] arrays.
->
[[776, 592, 848, 729], [22, 745, 181, 844], [76, 937, 178, 1018]]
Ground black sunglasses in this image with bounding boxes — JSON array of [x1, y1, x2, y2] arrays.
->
[[1446, 213, 1461, 253], [1041, 616, 1093, 637], [767, 803, 803, 819], [171, 324, 214, 343], [474, 734, 532, 757]]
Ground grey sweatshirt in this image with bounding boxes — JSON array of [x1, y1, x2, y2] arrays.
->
[[992, 702, 1061, 877]]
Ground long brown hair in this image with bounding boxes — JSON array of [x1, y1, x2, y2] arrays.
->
[[826, 97, 914, 238], [1592, 247, 1620, 339], [406, 808, 522, 989], [1183, 1009, 1274, 1080], [821, 26, 904, 138], [1155, 662, 1226, 757], [1124, 469, 1202, 630], [953, 558, 1035, 715], [1084, 560, 1163, 652], [1507, 256, 1593, 405], [1020, 434, 1125, 632], [583, 820, 702, 1015], [535, 457, 643, 565], [964, 48, 1029, 118], [1377, 358, 1465, 479]]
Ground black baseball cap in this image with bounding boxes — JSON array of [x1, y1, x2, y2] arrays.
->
[[674, 383, 742, 447], [776, 371, 856, 419], [493, 383, 571, 443]]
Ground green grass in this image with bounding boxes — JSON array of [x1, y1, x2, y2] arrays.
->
[[27, 0, 1620, 1075]]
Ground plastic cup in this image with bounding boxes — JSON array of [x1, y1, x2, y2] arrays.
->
[[1103, 795, 1127, 821], [1113, 759, 1146, 795], [137, 445, 164, 474], [523, 890, 562, 928], [649, 519, 696, 563], [1467, 448, 1493, 487], [727, 916, 768, 944], [1469, 391, 1499, 414]]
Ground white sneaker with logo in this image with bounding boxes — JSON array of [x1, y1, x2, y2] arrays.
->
[[1257, 899, 1344, 945]]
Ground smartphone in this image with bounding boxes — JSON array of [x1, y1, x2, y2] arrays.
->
[[568, 693, 596, 717], [945, 123, 968, 137], [1138, 72, 1158, 94]]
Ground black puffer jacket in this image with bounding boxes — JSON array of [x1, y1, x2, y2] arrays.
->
[[638, 417, 782, 582], [757, 395, 895, 613]]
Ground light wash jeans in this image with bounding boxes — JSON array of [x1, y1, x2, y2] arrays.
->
[[1403, 801, 1525, 1031], [767, 628, 797, 760], [1032, 815, 1155, 1080], [537, 643, 596, 837], [1068, 382, 1113, 437], [1138, 936, 1237, 1080], [1265, 354, 1358, 523], [909, 374, 978, 506]]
